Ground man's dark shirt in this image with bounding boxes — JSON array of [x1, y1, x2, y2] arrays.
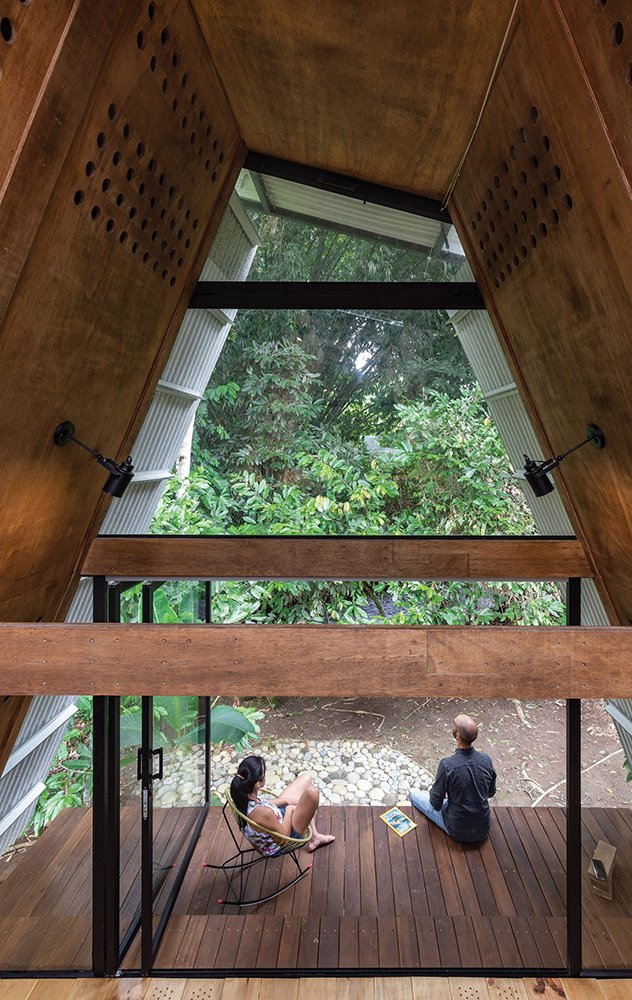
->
[[429, 746, 496, 842]]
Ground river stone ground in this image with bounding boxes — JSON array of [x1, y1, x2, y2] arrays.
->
[[153, 740, 433, 808]]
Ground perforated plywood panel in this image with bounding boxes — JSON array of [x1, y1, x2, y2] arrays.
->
[[0, 0, 245, 623], [450, 0, 632, 623]]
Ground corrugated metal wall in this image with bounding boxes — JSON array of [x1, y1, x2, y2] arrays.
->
[[450, 266, 632, 772], [450, 261, 608, 627], [0, 195, 258, 854]]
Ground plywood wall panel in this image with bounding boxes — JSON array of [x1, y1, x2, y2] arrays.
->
[[192, 0, 515, 200], [0, 0, 245, 623], [557, 0, 632, 188], [450, 0, 632, 624], [0, 1, 132, 331]]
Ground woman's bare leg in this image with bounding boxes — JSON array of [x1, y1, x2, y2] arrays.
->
[[272, 772, 313, 806], [291, 783, 335, 852]]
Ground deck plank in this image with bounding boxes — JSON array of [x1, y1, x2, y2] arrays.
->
[[296, 915, 320, 968], [358, 807, 379, 916], [413, 817, 446, 916], [395, 916, 419, 968], [276, 914, 302, 968], [434, 915, 460, 966], [343, 807, 361, 916], [339, 915, 360, 968], [358, 916, 379, 969], [453, 914, 482, 968], [318, 913, 339, 968], [495, 810, 550, 916], [386, 811, 415, 917], [487, 818, 533, 916], [377, 914, 399, 968], [414, 916, 440, 967], [255, 914, 283, 968], [325, 806, 346, 916], [309, 808, 331, 916], [372, 809, 397, 917], [472, 914, 502, 967], [233, 913, 265, 969], [428, 825, 464, 916]]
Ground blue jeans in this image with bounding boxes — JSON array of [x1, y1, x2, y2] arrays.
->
[[410, 789, 449, 834]]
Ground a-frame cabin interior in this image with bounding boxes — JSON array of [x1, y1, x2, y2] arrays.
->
[[2, 0, 632, 994]]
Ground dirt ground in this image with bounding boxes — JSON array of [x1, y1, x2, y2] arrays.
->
[[256, 696, 632, 808]]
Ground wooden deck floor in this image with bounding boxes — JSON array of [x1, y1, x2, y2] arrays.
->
[[1, 805, 631, 973], [0, 805, 197, 971], [4, 977, 632, 999]]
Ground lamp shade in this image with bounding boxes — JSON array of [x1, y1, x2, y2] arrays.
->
[[523, 460, 555, 497]]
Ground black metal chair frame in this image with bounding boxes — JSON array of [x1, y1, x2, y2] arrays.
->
[[203, 795, 313, 908]]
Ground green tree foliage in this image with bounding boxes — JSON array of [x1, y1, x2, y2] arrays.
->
[[156, 386, 564, 628], [194, 212, 471, 456]]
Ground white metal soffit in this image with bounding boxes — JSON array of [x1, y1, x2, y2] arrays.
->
[[236, 170, 464, 259]]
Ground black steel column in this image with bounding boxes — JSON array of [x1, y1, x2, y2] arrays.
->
[[566, 577, 582, 977], [204, 582, 212, 805], [141, 584, 154, 976], [92, 577, 120, 976]]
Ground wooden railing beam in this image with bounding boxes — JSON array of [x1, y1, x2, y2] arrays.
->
[[7, 623, 630, 697], [82, 536, 592, 581]]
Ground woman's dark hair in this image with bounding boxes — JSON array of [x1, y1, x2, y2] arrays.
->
[[230, 755, 265, 827]]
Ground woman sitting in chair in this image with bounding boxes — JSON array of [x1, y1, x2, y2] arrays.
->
[[230, 755, 335, 856]]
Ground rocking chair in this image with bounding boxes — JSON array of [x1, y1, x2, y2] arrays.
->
[[203, 787, 313, 907]]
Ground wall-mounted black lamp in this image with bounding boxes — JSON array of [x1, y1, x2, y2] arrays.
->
[[523, 424, 605, 497], [53, 420, 134, 498]]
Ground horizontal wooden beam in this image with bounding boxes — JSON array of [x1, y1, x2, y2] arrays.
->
[[188, 281, 485, 311], [4, 624, 630, 697], [82, 535, 592, 581]]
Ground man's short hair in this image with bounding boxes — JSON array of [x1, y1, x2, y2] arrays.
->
[[454, 714, 478, 745]]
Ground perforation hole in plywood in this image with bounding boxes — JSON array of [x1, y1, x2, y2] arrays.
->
[[469, 105, 573, 287], [0, 14, 16, 44]]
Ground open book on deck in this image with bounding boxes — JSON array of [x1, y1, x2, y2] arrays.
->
[[379, 806, 417, 837]]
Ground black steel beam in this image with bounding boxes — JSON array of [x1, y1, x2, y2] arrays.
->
[[189, 281, 484, 311], [244, 152, 451, 224]]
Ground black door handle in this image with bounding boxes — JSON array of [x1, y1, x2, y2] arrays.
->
[[151, 746, 163, 781]]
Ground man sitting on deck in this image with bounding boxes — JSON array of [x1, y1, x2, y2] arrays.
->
[[410, 713, 496, 843]]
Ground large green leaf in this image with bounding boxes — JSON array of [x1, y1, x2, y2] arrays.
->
[[210, 704, 257, 746]]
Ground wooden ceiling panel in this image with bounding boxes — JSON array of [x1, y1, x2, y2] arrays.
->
[[0, 0, 245, 622], [450, 0, 632, 623], [192, 0, 515, 200]]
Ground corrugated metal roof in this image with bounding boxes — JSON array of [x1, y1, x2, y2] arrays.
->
[[237, 170, 464, 260]]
